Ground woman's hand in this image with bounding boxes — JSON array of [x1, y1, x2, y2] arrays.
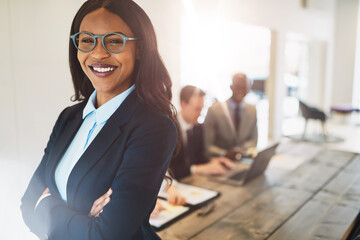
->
[[41, 187, 51, 197], [35, 187, 52, 209], [150, 199, 165, 219], [88, 188, 113, 217], [167, 185, 186, 206]]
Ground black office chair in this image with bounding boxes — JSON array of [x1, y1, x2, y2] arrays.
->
[[298, 100, 328, 139]]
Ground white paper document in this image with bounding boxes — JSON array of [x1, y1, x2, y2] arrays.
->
[[158, 182, 219, 206], [149, 199, 189, 228]]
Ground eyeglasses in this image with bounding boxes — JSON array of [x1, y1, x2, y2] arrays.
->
[[70, 31, 137, 54]]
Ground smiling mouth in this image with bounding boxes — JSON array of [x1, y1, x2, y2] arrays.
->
[[88, 64, 118, 77], [90, 66, 117, 73]]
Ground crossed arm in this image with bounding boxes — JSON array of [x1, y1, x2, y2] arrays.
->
[[21, 113, 177, 240]]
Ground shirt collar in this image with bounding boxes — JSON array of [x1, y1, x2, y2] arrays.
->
[[178, 111, 194, 131], [228, 99, 244, 111], [82, 84, 135, 124]]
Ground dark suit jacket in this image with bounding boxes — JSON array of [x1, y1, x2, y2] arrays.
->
[[169, 124, 208, 180], [20, 92, 177, 240]]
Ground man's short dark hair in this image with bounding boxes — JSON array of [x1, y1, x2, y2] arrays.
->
[[180, 85, 205, 103]]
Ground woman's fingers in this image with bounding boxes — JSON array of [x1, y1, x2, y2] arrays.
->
[[150, 200, 165, 219], [173, 195, 186, 205], [89, 196, 111, 217], [168, 194, 175, 205], [89, 188, 112, 217], [41, 187, 51, 197], [167, 185, 187, 206], [93, 188, 112, 206], [91, 197, 111, 215], [168, 193, 186, 206], [95, 209, 103, 218]]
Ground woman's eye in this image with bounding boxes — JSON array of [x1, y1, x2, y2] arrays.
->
[[108, 39, 124, 44], [81, 38, 94, 44]]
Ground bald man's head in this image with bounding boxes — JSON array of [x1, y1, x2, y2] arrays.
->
[[230, 73, 251, 103]]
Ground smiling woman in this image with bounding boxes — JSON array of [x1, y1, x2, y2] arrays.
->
[[77, 8, 138, 107], [20, 0, 178, 239]]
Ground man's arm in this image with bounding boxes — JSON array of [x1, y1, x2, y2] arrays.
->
[[243, 106, 258, 148], [203, 106, 227, 157]]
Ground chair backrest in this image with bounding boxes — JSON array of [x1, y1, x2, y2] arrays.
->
[[299, 100, 327, 121]]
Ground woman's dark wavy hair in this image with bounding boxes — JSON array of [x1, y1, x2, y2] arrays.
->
[[69, 0, 175, 120]]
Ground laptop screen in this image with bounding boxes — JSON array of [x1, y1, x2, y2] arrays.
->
[[242, 143, 279, 183]]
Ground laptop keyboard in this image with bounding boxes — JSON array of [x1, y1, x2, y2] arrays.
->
[[229, 170, 247, 180]]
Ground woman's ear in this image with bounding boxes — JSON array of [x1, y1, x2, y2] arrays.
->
[[136, 47, 141, 60]]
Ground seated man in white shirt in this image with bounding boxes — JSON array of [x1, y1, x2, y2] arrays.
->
[[169, 85, 234, 180]]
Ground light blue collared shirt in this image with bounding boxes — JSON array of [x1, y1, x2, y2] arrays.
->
[[228, 99, 244, 119], [55, 85, 135, 201]]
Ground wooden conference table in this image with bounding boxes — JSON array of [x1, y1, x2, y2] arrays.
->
[[157, 142, 360, 240]]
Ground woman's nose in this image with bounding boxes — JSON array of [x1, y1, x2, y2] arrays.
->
[[90, 40, 110, 59]]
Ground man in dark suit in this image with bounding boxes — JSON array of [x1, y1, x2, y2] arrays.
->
[[170, 86, 234, 180]]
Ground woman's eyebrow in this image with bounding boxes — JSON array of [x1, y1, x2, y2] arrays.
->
[[81, 31, 128, 36], [112, 31, 128, 36]]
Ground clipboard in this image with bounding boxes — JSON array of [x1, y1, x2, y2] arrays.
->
[[150, 183, 220, 231]]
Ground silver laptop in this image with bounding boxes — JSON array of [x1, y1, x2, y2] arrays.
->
[[211, 143, 279, 186]]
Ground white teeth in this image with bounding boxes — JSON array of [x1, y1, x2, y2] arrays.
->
[[93, 67, 115, 72]]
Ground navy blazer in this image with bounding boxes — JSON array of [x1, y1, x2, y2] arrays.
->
[[169, 124, 208, 180], [21, 92, 177, 240]]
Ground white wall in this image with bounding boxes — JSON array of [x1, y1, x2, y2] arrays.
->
[[187, 0, 335, 41], [1, 0, 85, 165], [354, 2, 360, 108], [332, 0, 359, 105], [134, 0, 183, 107], [307, 40, 327, 107], [0, 0, 17, 162]]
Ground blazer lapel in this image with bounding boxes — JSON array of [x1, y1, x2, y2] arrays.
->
[[221, 100, 236, 139], [66, 91, 140, 204], [238, 103, 250, 142], [45, 109, 83, 196]]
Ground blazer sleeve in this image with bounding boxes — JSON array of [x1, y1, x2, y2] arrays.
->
[[20, 107, 69, 238], [28, 115, 177, 240]]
